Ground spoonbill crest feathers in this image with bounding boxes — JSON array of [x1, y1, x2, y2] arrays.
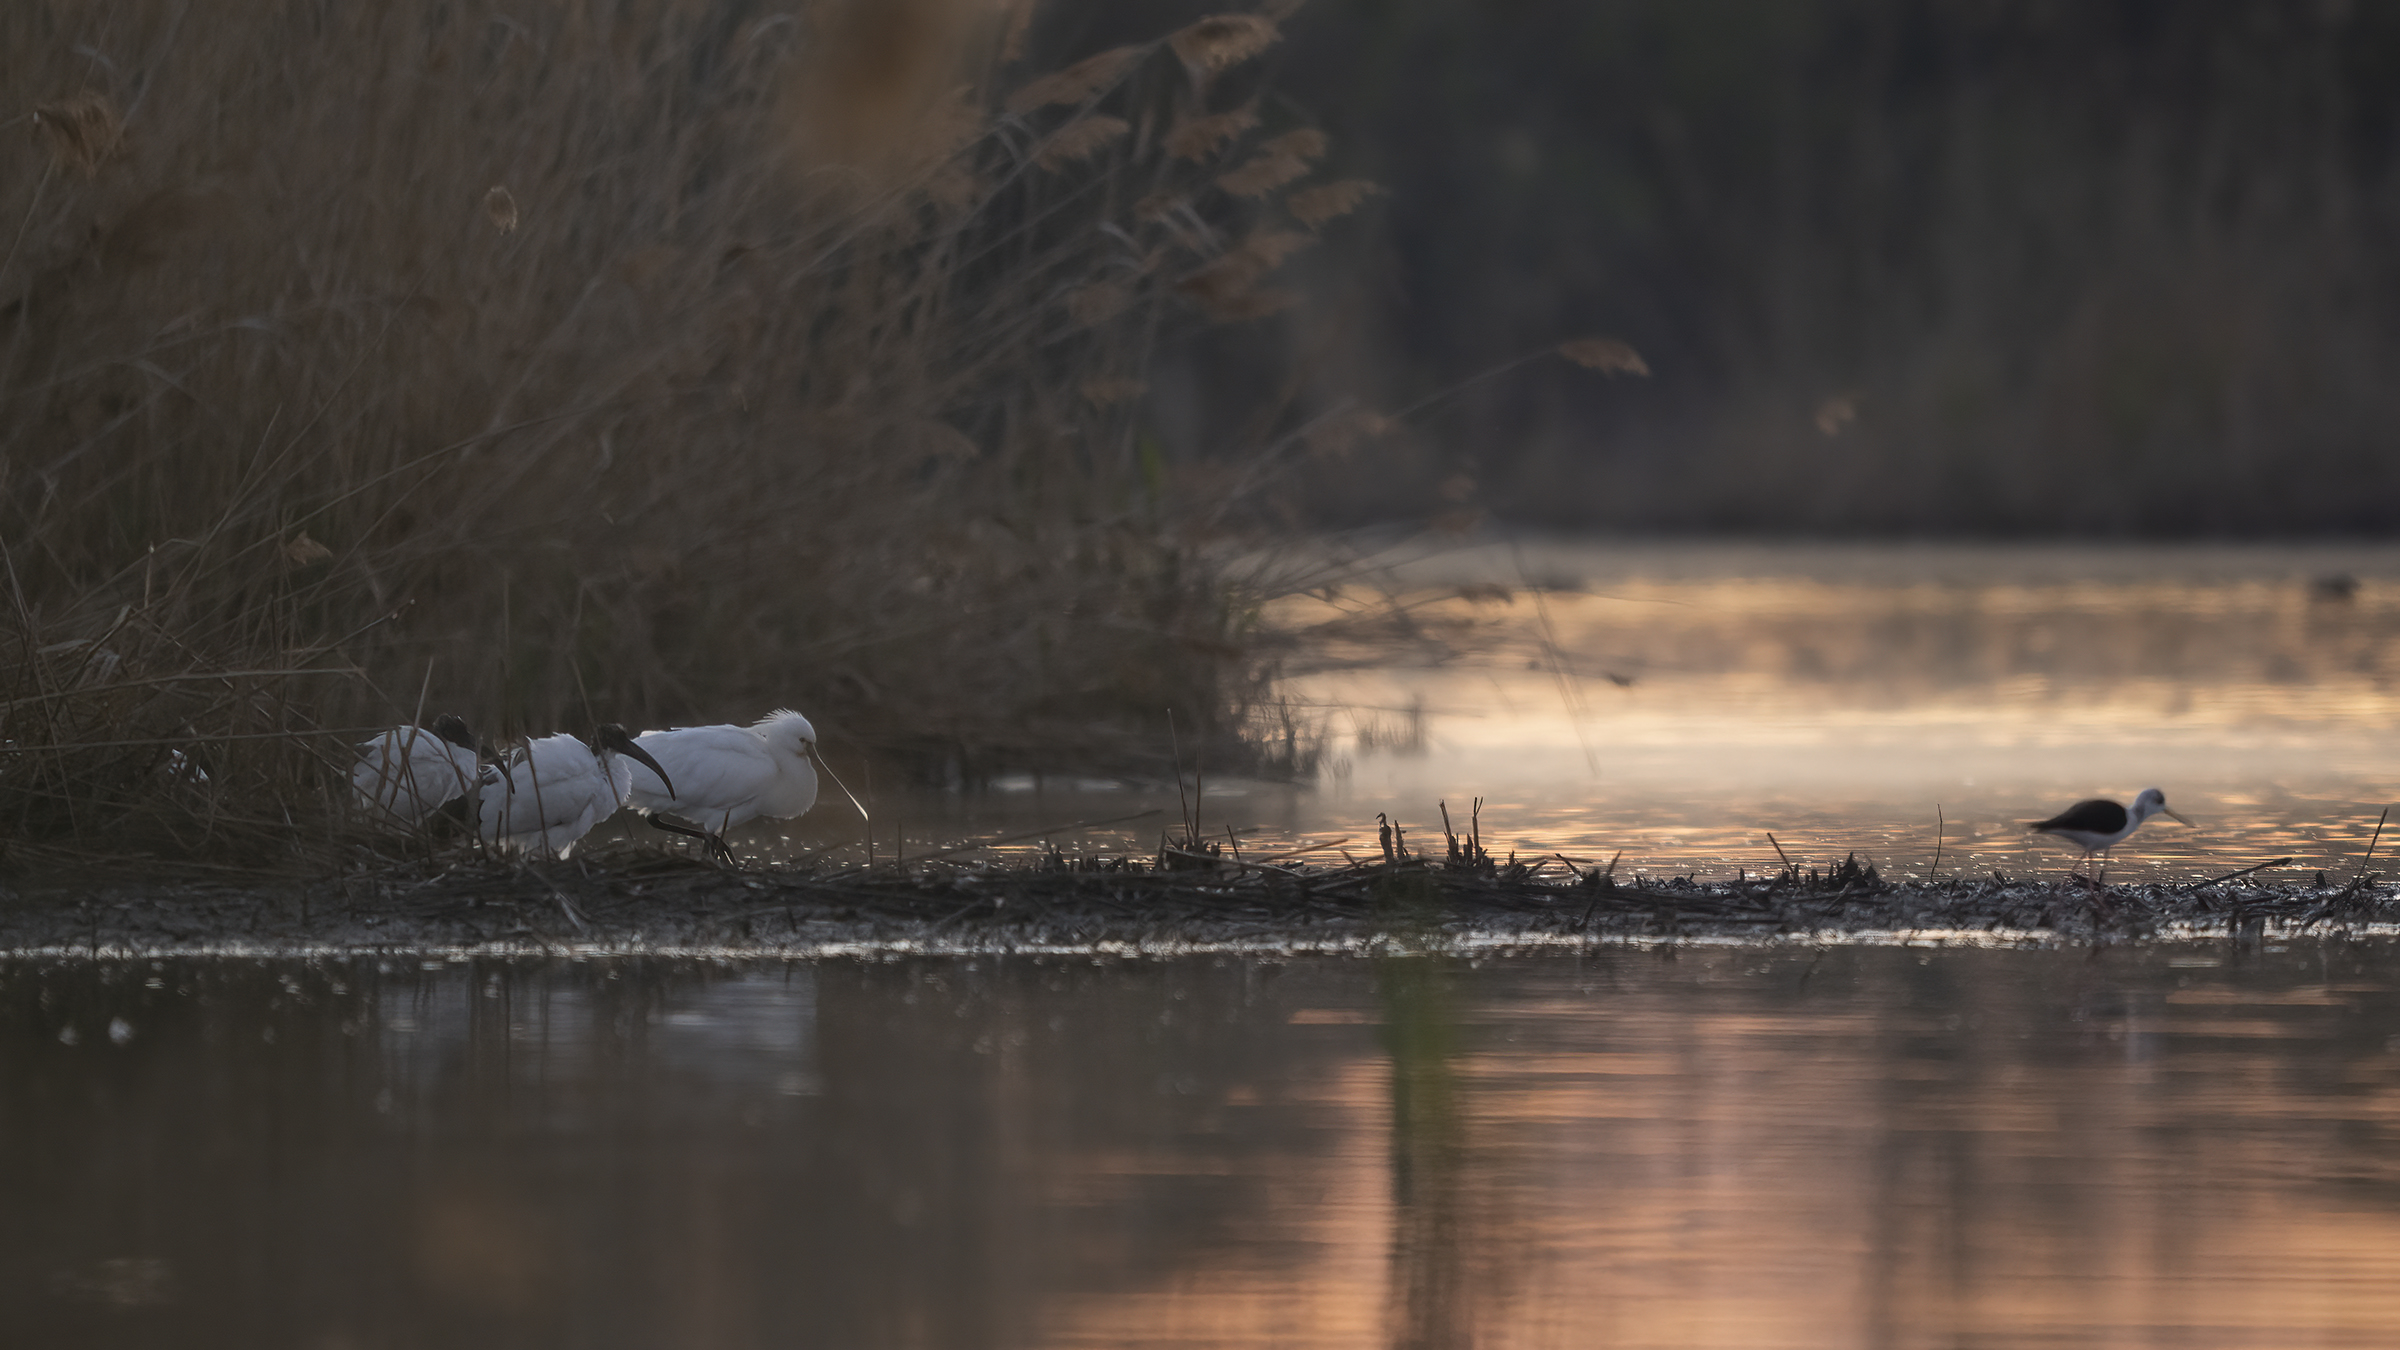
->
[[625, 709, 821, 851]]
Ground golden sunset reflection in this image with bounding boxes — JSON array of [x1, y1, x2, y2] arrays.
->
[[13, 948, 2400, 1346], [1028, 946, 2400, 1350], [1268, 543, 2400, 881], [723, 545, 2400, 883]]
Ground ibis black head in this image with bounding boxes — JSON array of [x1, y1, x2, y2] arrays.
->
[[431, 714, 477, 752], [594, 722, 676, 801]]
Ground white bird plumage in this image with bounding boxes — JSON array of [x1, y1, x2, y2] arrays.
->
[[353, 714, 480, 823], [474, 723, 676, 858], [625, 709, 820, 858]]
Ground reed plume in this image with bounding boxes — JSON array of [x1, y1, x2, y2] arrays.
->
[[0, 0, 1363, 865]]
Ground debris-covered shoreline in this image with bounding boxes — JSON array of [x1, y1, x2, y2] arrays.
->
[[3, 846, 2394, 959]]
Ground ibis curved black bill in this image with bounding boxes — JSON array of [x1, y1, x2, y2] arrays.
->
[[595, 723, 676, 801]]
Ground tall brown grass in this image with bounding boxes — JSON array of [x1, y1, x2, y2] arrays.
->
[[0, 1, 1371, 864]]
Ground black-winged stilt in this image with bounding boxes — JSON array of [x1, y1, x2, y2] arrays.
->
[[2027, 787, 2191, 865]]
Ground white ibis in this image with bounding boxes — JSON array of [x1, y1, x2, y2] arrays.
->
[[623, 709, 821, 861], [353, 714, 480, 823], [473, 723, 675, 859]]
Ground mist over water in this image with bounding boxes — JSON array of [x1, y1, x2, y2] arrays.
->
[[746, 541, 2400, 887]]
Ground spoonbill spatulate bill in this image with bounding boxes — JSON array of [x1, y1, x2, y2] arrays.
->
[[353, 714, 480, 822], [474, 723, 676, 859], [625, 709, 821, 860], [2027, 787, 2191, 861]]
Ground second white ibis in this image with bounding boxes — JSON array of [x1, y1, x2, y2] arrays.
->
[[474, 723, 676, 859], [353, 714, 480, 823]]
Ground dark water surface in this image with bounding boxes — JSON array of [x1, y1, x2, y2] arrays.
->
[[11, 942, 2400, 1348]]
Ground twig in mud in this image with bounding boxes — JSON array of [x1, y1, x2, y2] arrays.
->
[[1768, 833, 1794, 870], [1160, 846, 1308, 880], [2344, 807, 2390, 895], [904, 809, 1166, 864], [524, 869, 591, 935], [1251, 837, 1351, 864], [2188, 855, 2294, 888], [1168, 707, 1192, 843]]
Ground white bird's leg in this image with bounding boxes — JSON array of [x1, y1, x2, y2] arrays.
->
[[524, 754, 553, 859], [647, 812, 712, 841], [648, 811, 733, 863]]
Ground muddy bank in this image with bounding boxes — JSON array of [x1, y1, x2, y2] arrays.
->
[[2, 848, 2392, 957]]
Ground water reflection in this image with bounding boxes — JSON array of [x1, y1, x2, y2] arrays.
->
[[1274, 542, 2400, 883], [657, 543, 2400, 884], [1378, 957, 1470, 1350], [10, 945, 2400, 1347]]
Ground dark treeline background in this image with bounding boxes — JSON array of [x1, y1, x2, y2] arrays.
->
[[1058, 0, 2400, 536]]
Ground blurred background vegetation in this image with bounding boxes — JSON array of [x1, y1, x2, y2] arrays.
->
[[5, 0, 2393, 859], [1079, 0, 2400, 536], [0, 0, 1357, 855]]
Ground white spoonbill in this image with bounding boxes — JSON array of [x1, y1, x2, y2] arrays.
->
[[353, 714, 480, 823], [623, 709, 821, 860], [2027, 787, 2191, 863], [474, 723, 677, 858]]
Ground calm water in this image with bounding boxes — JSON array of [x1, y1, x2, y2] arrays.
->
[[730, 541, 2400, 886], [22, 542, 2396, 1345], [12, 943, 2400, 1347]]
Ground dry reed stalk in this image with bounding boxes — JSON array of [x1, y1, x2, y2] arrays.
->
[[1287, 179, 1380, 228], [1301, 408, 1394, 460], [1216, 148, 1314, 198], [1169, 106, 1260, 161], [481, 186, 519, 234], [1557, 338, 1651, 376], [1170, 15, 1280, 72], [1066, 281, 1134, 327], [1080, 377, 1147, 406], [1035, 116, 1130, 171], [32, 92, 125, 176], [1005, 44, 1144, 113], [0, 0, 1361, 869]]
